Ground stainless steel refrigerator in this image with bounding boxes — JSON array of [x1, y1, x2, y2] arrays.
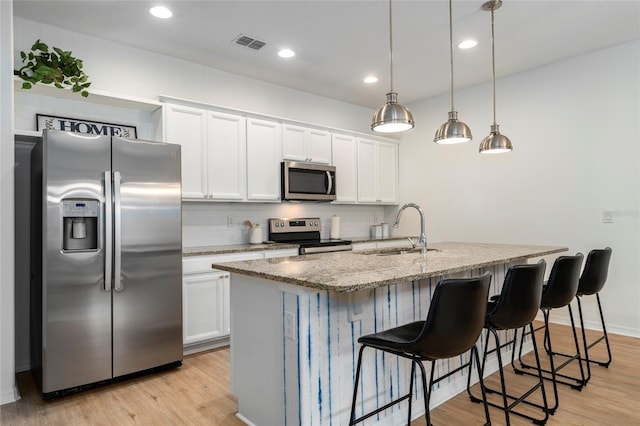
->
[[31, 129, 183, 398]]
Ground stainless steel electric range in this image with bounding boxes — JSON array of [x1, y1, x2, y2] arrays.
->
[[268, 217, 352, 255]]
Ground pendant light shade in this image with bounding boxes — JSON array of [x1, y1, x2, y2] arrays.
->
[[434, 0, 472, 144], [479, 124, 512, 154], [372, 92, 414, 133], [479, 0, 512, 154], [372, 0, 414, 133]]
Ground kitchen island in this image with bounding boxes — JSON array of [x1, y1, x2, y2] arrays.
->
[[212, 242, 567, 426]]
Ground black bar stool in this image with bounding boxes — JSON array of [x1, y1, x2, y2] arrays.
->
[[349, 273, 492, 426], [515, 253, 585, 414], [552, 247, 613, 383], [467, 260, 549, 425]]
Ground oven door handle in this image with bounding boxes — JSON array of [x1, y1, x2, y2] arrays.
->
[[326, 171, 333, 195]]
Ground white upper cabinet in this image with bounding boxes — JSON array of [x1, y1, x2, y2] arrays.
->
[[206, 111, 247, 201], [376, 141, 398, 204], [331, 133, 358, 203], [282, 124, 332, 164], [246, 118, 282, 201], [161, 97, 397, 205], [357, 138, 398, 204], [163, 103, 208, 199], [163, 103, 245, 201]]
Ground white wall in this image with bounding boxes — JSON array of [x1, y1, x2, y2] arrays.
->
[[13, 17, 375, 134], [395, 40, 640, 337], [0, 0, 17, 405]]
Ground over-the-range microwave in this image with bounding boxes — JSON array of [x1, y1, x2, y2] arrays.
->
[[281, 161, 336, 201]]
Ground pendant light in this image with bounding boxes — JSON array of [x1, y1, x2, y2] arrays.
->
[[479, 0, 513, 154], [434, 0, 472, 144], [371, 0, 414, 133]]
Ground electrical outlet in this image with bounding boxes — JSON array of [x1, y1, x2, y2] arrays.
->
[[603, 210, 614, 224], [227, 215, 233, 227], [284, 311, 296, 340]]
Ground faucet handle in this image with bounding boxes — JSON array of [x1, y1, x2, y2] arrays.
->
[[407, 237, 425, 249]]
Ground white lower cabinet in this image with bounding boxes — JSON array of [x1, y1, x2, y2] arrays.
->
[[183, 270, 229, 346], [182, 249, 298, 354]]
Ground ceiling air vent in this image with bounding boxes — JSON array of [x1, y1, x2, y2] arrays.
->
[[234, 34, 267, 50]]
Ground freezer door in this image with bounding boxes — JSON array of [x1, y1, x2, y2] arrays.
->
[[111, 136, 183, 377], [41, 130, 112, 393]]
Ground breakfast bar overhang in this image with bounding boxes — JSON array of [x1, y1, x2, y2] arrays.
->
[[212, 242, 567, 426]]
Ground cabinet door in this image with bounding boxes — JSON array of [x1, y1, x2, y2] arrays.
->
[[247, 118, 282, 201], [357, 138, 378, 203], [282, 124, 307, 162], [183, 271, 228, 345], [163, 103, 208, 199], [307, 129, 332, 164], [331, 133, 358, 203], [207, 111, 247, 200], [377, 141, 398, 204]]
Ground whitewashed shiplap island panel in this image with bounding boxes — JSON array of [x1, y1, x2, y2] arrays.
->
[[213, 242, 567, 426]]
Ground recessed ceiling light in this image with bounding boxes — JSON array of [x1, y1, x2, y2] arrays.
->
[[150, 6, 172, 19], [278, 49, 295, 58], [363, 76, 378, 84], [458, 39, 478, 49]]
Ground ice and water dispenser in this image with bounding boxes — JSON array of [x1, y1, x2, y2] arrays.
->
[[62, 199, 99, 251]]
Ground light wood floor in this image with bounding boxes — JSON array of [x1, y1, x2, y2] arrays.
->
[[1, 322, 639, 425]]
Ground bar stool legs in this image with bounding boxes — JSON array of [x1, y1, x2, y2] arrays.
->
[[516, 306, 586, 414], [468, 325, 549, 425], [576, 293, 612, 376], [349, 345, 490, 426]]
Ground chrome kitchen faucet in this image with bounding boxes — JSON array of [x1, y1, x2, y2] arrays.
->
[[393, 203, 427, 249]]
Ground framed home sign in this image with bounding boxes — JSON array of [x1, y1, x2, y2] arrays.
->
[[36, 114, 138, 139]]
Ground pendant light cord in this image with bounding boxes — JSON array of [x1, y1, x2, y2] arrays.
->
[[388, 0, 394, 93], [448, 0, 455, 111], [491, 7, 497, 126]]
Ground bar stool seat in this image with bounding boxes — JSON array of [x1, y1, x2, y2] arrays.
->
[[349, 273, 492, 426]]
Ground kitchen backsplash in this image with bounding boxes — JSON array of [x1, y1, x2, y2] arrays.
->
[[182, 202, 390, 247]]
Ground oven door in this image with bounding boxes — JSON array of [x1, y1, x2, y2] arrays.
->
[[282, 162, 336, 201]]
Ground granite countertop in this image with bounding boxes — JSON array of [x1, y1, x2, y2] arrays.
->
[[183, 243, 299, 256], [182, 236, 414, 256], [211, 242, 567, 293]]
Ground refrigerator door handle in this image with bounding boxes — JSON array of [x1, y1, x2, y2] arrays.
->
[[113, 171, 124, 292], [104, 171, 112, 292]]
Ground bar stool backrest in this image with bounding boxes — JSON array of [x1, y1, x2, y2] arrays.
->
[[487, 260, 546, 330], [541, 253, 584, 309], [578, 247, 612, 296], [410, 273, 491, 360]]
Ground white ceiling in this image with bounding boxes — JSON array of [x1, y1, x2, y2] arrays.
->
[[13, 1, 640, 108]]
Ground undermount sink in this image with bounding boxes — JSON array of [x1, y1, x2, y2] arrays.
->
[[357, 247, 440, 256]]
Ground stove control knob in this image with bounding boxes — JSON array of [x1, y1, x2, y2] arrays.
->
[[314, 221, 319, 226], [275, 222, 280, 227], [280, 221, 285, 227]]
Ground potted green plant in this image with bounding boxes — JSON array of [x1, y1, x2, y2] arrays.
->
[[14, 39, 91, 97]]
